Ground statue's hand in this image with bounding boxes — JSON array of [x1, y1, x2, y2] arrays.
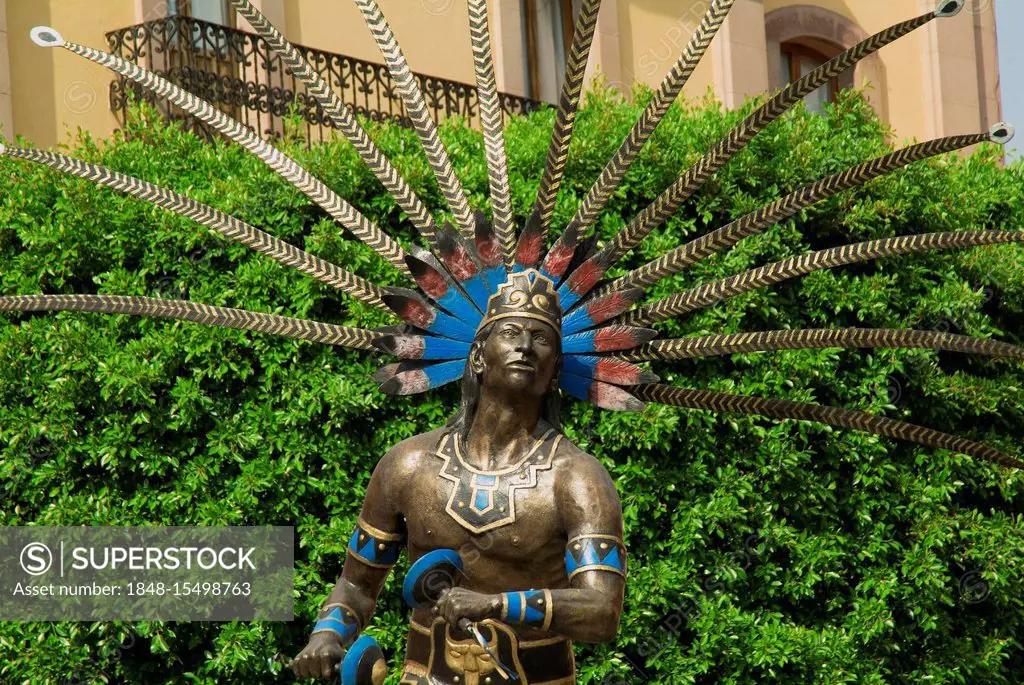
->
[[434, 587, 501, 626], [290, 631, 347, 680]]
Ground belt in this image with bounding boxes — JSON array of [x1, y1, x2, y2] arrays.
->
[[401, 617, 575, 685]]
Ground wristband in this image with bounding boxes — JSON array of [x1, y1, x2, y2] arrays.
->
[[500, 589, 552, 630], [311, 603, 361, 644]]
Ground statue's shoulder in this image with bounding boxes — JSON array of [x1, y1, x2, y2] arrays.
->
[[377, 426, 448, 476], [550, 432, 614, 485]]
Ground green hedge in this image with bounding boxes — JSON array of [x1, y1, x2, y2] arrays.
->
[[1, 85, 1023, 684]]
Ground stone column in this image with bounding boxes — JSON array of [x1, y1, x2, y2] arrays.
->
[[0, 0, 13, 139], [919, 0, 983, 138], [712, 0, 768, 110], [584, 0, 623, 94]]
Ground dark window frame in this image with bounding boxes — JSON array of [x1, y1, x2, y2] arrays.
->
[[780, 40, 840, 104]]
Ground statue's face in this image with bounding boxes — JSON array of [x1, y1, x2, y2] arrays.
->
[[471, 316, 560, 399]]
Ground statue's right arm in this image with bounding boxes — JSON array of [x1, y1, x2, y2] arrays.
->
[[291, 443, 408, 680]]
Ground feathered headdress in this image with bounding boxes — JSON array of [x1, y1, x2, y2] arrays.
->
[[3, 0, 1022, 468]]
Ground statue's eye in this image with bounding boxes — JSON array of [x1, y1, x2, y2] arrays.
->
[[534, 332, 548, 344], [500, 328, 518, 338]]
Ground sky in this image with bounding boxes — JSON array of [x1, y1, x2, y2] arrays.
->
[[996, 0, 1022, 160]]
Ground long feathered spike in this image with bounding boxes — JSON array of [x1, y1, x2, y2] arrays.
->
[[28, 27, 412, 280], [602, 129, 1002, 297], [539, 0, 735, 282], [228, 1, 439, 245], [562, 288, 645, 335], [560, 375, 646, 411], [467, 0, 514, 267], [562, 355, 660, 385], [378, 359, 466, 395], [381, 287, 477, 341], [519, 0, 603, 267], [435, 224, 493, 311], [601, 0, 965, 264], [0, 295, 381, 350], [634, 383, 1022, 469], [562, 326, 658, 354], [405, 253, 482, 324], [622, 229, 1024, 326], [0, 143, 389, 310], [353, 0, 476, 238], [619, 329, 1024, 362], [372, 334, 472, 361], [473, 212, 507, 292]]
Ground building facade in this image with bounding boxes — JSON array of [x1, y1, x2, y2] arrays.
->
[[0, 0, 1003, 149]]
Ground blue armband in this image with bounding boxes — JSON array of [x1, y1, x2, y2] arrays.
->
[[500, 589, 553, 630], [311, 603, 361, 644], [348, 518, 405, 569], [565, 534, 627, 581]]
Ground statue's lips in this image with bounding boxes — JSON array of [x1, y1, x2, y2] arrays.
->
[[506, 360, 535, 372]]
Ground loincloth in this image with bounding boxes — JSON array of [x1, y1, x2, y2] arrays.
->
[[399, 616, 575, 685]]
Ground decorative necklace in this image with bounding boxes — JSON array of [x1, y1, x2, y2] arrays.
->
[[434, 428, 563, 534]]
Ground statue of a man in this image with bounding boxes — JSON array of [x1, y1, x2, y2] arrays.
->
[[290, 270, 627, 683]]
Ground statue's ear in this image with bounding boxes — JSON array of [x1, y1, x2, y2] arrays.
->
[[469, 340, 486, 375], [549, 354, 563, 392]]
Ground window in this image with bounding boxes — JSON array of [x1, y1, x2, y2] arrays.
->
[[522, 0, 576, 102], [168, 0, 235, 26], [780, 41, 839, 115]]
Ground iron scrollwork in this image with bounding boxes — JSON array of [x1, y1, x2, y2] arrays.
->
[[105, 15, 546, 145]]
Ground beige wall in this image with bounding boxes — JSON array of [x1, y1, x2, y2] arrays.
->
[[7, 0, 137, 148], [0, 0, 1004, 150]]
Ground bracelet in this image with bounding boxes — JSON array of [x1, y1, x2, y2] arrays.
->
[[310, 603, 361, 644], [499, 589, 552, 631]]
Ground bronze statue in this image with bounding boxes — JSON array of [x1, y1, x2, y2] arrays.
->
[[3, 0, 1022, 682], [293, 271, 626, 682]]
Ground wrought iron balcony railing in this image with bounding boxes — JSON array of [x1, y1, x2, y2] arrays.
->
[[106, 15, 545, 145]]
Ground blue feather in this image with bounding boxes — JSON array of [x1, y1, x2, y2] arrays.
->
[[557, 282, 583, 313], [422, 359, 467, 389], [462, 273, 492, 311], [436, 287, 483, 326], [428, 309, 477, 341], [421, 337, 472, 360], [482, 264, 508, 295], [561, 307, 596, 335], [559, 372, 593, 402]]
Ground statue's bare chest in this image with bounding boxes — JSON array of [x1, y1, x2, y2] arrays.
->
[[403, 430, 564, 562]]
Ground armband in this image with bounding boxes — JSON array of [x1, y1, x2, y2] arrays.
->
[[348, 518, 405, 568], [311, 603, 361, 644], [565, 533, 627, 581], [500, 589, 552, 630]]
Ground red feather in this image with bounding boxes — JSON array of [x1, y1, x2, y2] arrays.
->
[[565, 255, 607, 296], [594, 358, 659, 385], [476, 234, 502, 269], [583, 289, 644, 326], [443, 242, 479, 282], [541, 238, 576, 279], [407, 257, 449, 301], [593, 326, 658, 352], [516, 230, 544, 267], [589, 382, 645, 412]]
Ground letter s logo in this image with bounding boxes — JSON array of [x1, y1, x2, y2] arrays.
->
[[20, 542, 53, 576]]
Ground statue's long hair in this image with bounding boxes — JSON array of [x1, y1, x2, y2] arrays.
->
[[447, 321, 563, 442]]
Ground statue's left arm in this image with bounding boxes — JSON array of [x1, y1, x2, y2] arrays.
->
[[436, 448, 626, 643]]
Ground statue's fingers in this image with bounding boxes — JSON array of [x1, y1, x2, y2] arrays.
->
[[319, 655, 335, 680]]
